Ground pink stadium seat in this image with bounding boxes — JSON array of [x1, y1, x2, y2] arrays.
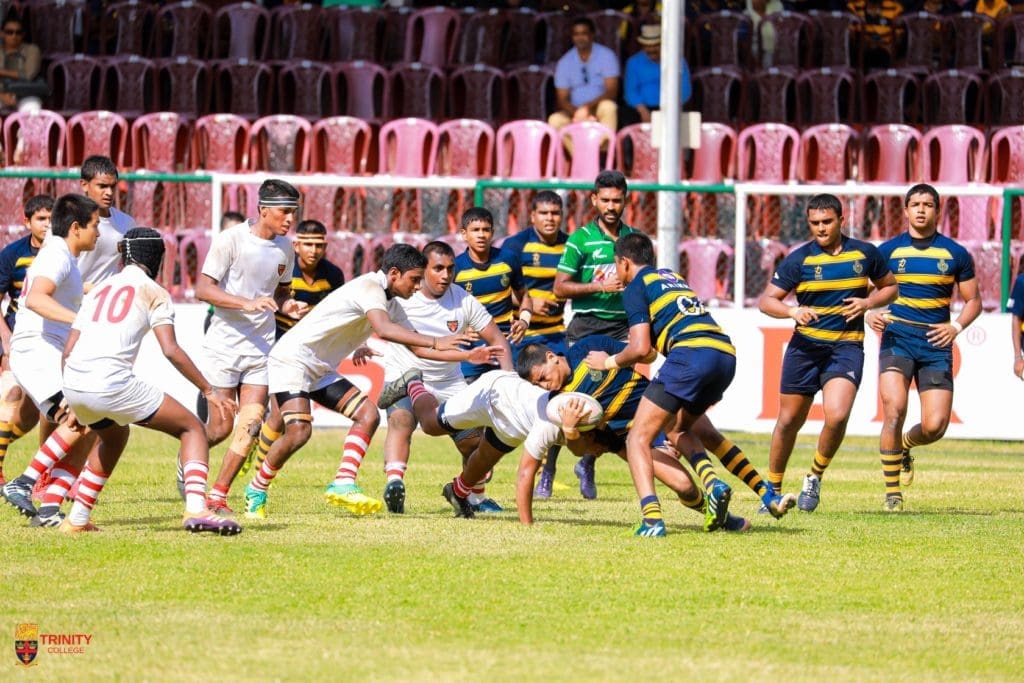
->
[[799, 123, 858, 184], [893, 12, 943, 74], [178, 229, 212, 300], [212, 2, 270, 61], [989, 126, 1024, 240], [687, 123, 738, 238], [945, 12, 995, 71], [502, 8, 539, 66], [796, 67, 857, 126], [158, 231, 180, 299], [557, 122, 616, 230], [986, 69, 1024, 126], [190, 113, 250, 224], [100, 55, 156, 119], [454, 8, 507, 66], [368, 232, 431, 271], [277, 61, 334, 120], [155, 57, 210, 120], [617, 123, 657, 181], [959, 240, 1002, 311], [505, 65, 555, 121], [246, 114, 312, 215], [381, 7, 415, 65], [388, 62, 445, 121], [334, 61, 389, 124], [328, 6, 384, 62], [47, 55, 103, 117], [447, 64, 504, 125], [538, 11, 574, 64], [922, 69, 984, 126], [131, 112, 191, 232], [738, 123, 800, 240], [153, 1, 212, 58], [66, 110, 129, 167], [694, 11, 753, 69], [496, 119, 558, 233], [0, 109, 66, 227], [862, 69, 920, 125], [26, 0, 82, 56], [759, 11, 813, 69], [101, 0, 156, 56], [403, 7, 461, 67], [808, 10, 863, 68], [747, 67, 797, 124], [679, 238, 735, 305], [692, 66, 746, 124], [995, 14, 1024, 69], [325, 232, 373, 280], [437, 119, 495, 232], [270, 3, 324, 61], [307, 116, 371, 232], [921, 125, 988, 241], [211, 59, 273, 121], [860, 124, 923, 239], [374, 118, 439, 233]]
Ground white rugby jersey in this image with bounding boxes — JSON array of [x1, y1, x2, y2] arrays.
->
[[385, 283, 493, 384], [466, 370, 562, 455], [271, 271, 407, 378], [202, 221, 293, 358], [10, 237, 83, 351], [77, 207, 136, 284], [63, 265, 174, 391]]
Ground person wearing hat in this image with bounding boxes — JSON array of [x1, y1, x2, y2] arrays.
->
[[621, 23, 691, 129]]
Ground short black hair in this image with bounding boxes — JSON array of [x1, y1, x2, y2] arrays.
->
[[572, 17, 596, 34], [423, 240, 455, 261], [258, 178, 301, 206], [614, 232, 654, 267], [295, 219, 327, 236], [80, 155, 119, 182], [515, 343, 553, 381], [221, 211, 245, 229], [51, 194, 99, 238], [531, 190, 563, 211], [594, 169, 627, 193], [460, 207, 494, 230], [905, 183, 940, 207], [24, 194, 54, 219], [806, 193, 843, 218], [381, 243, 427, 274]]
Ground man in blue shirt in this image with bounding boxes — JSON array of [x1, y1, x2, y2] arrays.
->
[[548, 17, 620, 134], [621, 24, 692, 129]]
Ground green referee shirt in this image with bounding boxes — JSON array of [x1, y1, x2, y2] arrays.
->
[[556, 220, 638, 321]]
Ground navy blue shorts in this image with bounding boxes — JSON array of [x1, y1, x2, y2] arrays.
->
[[879, 321, 954, 391], [645, 346, 736, 416], [780, 336, 864, 396]]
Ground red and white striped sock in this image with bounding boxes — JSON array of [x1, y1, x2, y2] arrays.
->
[[207, 483, 229, 504], [40, 463, 81, 507], [452, 475, 472, 498], [182, 460, 209, 514], [250, 459, 279, 493], [22, 431, 71, 483], [384, 461, 407, 483], [68, 466, 108, 526], [333, 428, 371, 485], [407, 380, 429, 406]]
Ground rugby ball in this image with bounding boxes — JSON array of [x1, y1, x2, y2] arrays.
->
[[545, 392, 604, 432]]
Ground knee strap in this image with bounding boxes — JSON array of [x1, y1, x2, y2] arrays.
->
[[282, 410, 313, 427]]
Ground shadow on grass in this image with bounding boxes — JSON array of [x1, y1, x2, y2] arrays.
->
[[858, 508, 1005, 517]]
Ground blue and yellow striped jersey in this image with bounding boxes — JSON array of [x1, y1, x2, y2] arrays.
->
[[878, 232, 975, 326], [0, 235, 41, 330], [274, 258, 346, 338], [623, 266, 735, 356], [1008, 275, 1024, 339], [454, 247, 523, 334], [771, 235, 889, 344], [500, 227, 568, 340], [564, 335, 647, 435]]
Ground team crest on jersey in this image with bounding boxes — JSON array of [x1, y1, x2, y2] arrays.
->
[[852, 260, 863, 275], [278, 264, 286, 276], [897, 258, 907, 273], [465, 282, 473, 293], [500, 274, 510, 287], [937, 258, 949, 273], [589, 369, 604, 382], [15, 624, 38, 667], [533, 252, 541, 266], [446, 320, 458, 332], [814, 265, 823, 281]]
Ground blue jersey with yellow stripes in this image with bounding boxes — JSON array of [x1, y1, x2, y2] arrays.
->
[[500, 227, 568, 341], [564, 336, 647, 436], [0, 235, 41, 331], [771, 235, 889, 344], [623, 266, 735, 357], [454, 247, 523, 334], [1009, 275, 1024, 343], [274, 257, 346, 339], [878, 232, 975, 326]]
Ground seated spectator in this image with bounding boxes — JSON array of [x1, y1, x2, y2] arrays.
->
[[621, 24, 692, 128], [548, 17, 620, 135], [0, 16, 42, 109], [848, 0, 903, 69]]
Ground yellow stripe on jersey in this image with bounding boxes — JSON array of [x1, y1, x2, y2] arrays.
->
[[604, 379, 640, 421], [895, 274, 955, 285], [894, 296, 951, 309], [523, 243, 566, 255], [291, 278, 333, 293], [654, 319, 726, 353], [801, 250, 868, 266], [12, 279, 23, 290], [522, 265, 558, 279], [796, 326, 865, 342], [642, 272, 662, 285], [474, 290, 512, 306], [650, 290, 694, 318], [670, 338, 737, 354], [492, 311, 514, 324], [796, 276, 869, 292], [889, 246, 954, 260], [807, 305, 845, 315], [14, 256, 33, 268], [528, 288, 559, 302], [456, 264, 512, 282]]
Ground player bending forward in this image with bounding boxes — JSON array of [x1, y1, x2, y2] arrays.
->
[[242, 244, 470, 518], [61, 229, 239, 534]]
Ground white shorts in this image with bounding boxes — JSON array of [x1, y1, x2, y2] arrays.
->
[[203, 348, 268, 388], [64, 378, 164, 427], [436, 378, 520, 447], [10, 343, 63, 417], [268, 357, 338, 396]]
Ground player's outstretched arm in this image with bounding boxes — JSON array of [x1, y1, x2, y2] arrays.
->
[[585, 322, 654, 370], [25, 276, 78, 324], [195, 274, 278, 313], [366, 309, 472, 351], [516, 451, 540, 525], [479, 321, 513, 370], [153, 325, 237, 421]]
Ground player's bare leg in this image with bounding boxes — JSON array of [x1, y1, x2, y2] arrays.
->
[[896, 387, 953, 490], [31, 428, 96, 527], [766, 393, 813, 495], [797, 378, 857, 512], [207, 383, 267, 513], [623, 397, 679, 536]]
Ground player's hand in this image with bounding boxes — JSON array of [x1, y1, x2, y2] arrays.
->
[[866, 310, 889, 333], [1015, 357, 1024, 380], [507, 318, 528, 343], [243, 296, 278, 313], [926, 322, 959, 348], [463, 326, 481, 343], [352, 345, 382, 366], [584, 350, 609, 370], [466, 345, 504, 365], [788, 305, 820, 325], [435, 332, 473, 351], [597, 272, 624, 293], [206, 394, 238, 422], [531, 299, 555, 315], [281, 299, 310, 320], [840, 297, 870, 322], [559, 397, 591, 434]]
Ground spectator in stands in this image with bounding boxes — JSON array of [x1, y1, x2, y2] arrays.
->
[[747, 0, 785, 68], [0, 16, 41, 109], [620, 0, 662, 54], [621, 24, 691, 129], [848, 0, 903, 69], [548, 17, 620, 136]]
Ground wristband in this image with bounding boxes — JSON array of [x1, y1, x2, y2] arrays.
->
[[950, 321, 963, 334], [788, 306, 801, 319], [604, 355, 619, 370], [519, 310, 532, 326]]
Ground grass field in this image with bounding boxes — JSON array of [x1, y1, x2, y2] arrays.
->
[[2, 428, 1022, 681]]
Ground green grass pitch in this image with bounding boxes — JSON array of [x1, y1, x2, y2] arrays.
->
[[2, 428, 1022, 681]]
